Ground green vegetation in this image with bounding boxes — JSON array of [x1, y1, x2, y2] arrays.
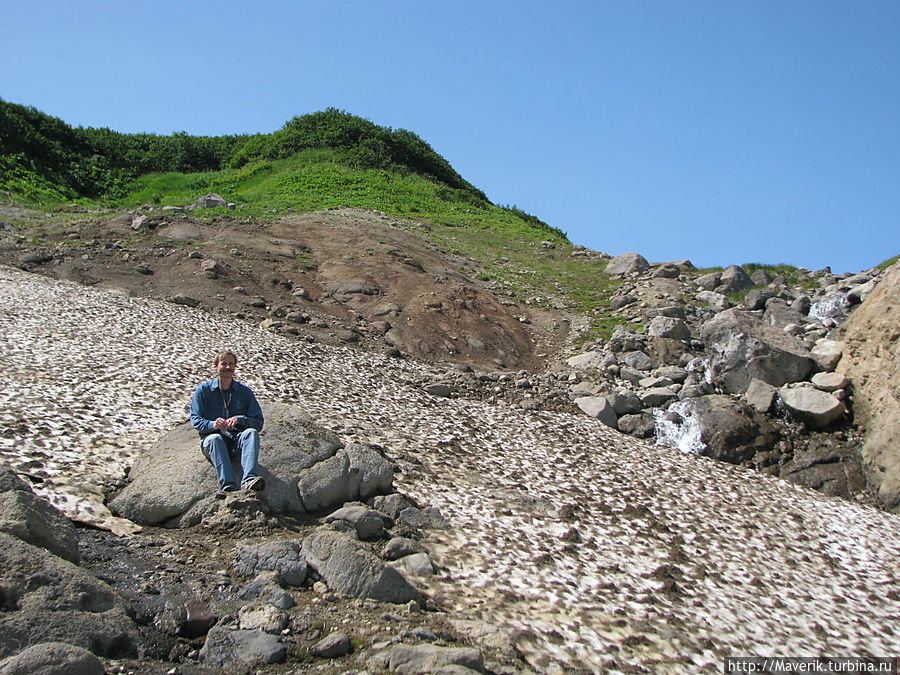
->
[[875, 254, 899, 270], [0, 97, 622, 334]]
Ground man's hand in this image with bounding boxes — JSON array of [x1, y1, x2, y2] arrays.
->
[[213, 417, 239, 431]]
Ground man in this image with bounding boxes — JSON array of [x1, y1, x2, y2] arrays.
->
[[190, 350, 265, 496]]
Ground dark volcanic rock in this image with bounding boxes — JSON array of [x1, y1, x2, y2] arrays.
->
[[0, 532, 140, 660], [701, 309, 815, 394]]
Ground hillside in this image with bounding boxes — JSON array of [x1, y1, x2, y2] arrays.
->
[[2, 102, 900, 673]]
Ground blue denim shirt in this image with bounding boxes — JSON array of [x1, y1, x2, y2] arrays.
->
[[190, 377, 264, 437]]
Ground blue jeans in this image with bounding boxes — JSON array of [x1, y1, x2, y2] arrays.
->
[[202, 429, 260, 490]]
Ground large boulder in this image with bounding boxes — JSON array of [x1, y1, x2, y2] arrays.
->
[[0, 533, 140, 660], [110, 403, 346, 525], [700, 308, 815, 394], [666, 395, 778, 465], [778, 386, 848, 430], [301, 529, 422, 605], [605, 252, 649, 276], [199, 626, 286, 669], [718, 265, 754, 293], [297, 442, 394, 513], [0, 487, 80, 564], [389, 644, 485, 674], [836, 262, 900, 510], [0, 642, 104, 675]]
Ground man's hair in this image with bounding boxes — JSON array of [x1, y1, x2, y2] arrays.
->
[[215, 350, 238, 367]]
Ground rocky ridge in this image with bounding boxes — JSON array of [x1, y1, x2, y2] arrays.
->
[[1, 262, 899, 673]]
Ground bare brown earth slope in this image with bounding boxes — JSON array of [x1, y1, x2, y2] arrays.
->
[[1, 205, 567, 373]]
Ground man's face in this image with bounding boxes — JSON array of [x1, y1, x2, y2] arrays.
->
[[216, 355, 237, 381]]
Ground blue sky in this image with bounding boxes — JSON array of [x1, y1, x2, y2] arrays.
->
[[2, 1, 898, 273]]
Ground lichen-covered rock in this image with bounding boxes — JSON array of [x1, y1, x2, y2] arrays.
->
[[301, 529, 422, 605]]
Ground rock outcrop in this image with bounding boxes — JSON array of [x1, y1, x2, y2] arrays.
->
[[837, 262, 900, 510], [109, 403, 393, 525]]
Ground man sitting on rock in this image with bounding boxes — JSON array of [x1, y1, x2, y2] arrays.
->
[[190, 350, 265, 497]]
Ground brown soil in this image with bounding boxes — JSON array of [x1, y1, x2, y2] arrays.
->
[[0, 205, 569, 373]]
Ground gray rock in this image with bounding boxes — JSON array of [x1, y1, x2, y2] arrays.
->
[[763, 299, 805, 330], [233, 540, 308, 587], [791, 295, 812, 315], [847, 280, 877, 304], [609, 294, 637, 309], [370, 493, 416, 521], [608, 329, 646, 353], [0, 533, 139, 660], [639, 375, 675, 389], [297, 443, 393, 513], [0, 489, 79, 563], [238, 602, 289, 634], [574, 396, 617, 428], [744, 288, 775, 311], [167, 294, 200, 308], [696, 290, 731, 310], [392, 552, 436, 577], [325, 503, 387, 540], [566, 351, 608, 370], [607, 390, 643, 415], [654, 365, 688, 383], [200, 259, 225, 278], [750, 269, 772, 285], [382, 537, 424, 561], [618, 366, 646, 386], [196, 193, 228, 208], [424, 383, 454, 397], [719, 265, 754, 292], [654, 263, 681, 278], [310, 632, 352, 658], [744, 378, 778, 414], [111, 403, 345, 524], [648, 316, 691, 341], [390, 644, 485, 674], [683, 395, 778, 464], [0, 642, 104, 675], [811, 372, 849, 392], [694, 272, 722, 291], [782, 461, 867, 498], [0, 466, 29, 493], [700, 309, 815, 394], [623, 350, 653, 371], [616, 413, 656, 438], [605, 252, 649, 276], [398, 506, 451, 530], [779, 386, 848, 430], [811, 339, 845, 372], [301, 529, 422, 605], [640, 387, 678, 408], [200, 626, 286, 668]]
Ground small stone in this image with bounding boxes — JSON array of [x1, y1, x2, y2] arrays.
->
[[310, 631, 352, 658]]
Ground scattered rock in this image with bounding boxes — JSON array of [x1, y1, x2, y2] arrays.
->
[[199, 626, 286, 668], [605, 252, 649, 276], [390, 644, 485, 674], [779, 386, 848, 430], [300, 529, 423, 605], [0, 642, 104, 675]]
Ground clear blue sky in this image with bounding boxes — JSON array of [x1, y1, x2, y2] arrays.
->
[[2, 1, 898, 273]]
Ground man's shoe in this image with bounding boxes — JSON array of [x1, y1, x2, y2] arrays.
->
[[242, 476, 265, 492], [216, 485, 239, 499]]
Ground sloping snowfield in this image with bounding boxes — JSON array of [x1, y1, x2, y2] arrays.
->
[[1, 264, 898, 673]]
